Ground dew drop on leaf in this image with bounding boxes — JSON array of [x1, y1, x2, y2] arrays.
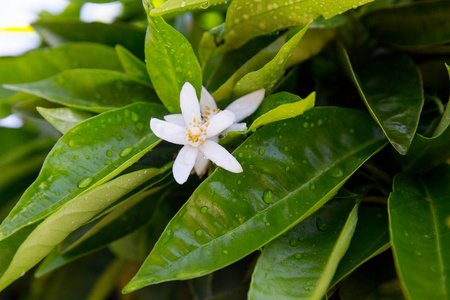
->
[[195, 229, 203, 236], [289, 238, 298, 246], [263, 189, 274, 203], [78, 177, 94, 188], [120, 147, 134, 157], [316, 217, 328, 231], [294, 253, 303, 260], [200, 206, 208, 214], [106, 150, 113, 157], [259, 148, 265, 155]]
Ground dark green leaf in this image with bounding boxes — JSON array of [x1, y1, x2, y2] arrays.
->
[[433, 64, 450, 137], [248, 198, 359, 300], [388, 165, 450, 300], [5, 70, 158, 113], [32, 20, 146, 60], [145, 15, 202, 113], [339, 47, 423, 154], [37, 107, 95, 134], [123, 107, 386, 292], [0, 103, 167, 240], [330, 205, 390, 288], [115, 45, 151, 84]]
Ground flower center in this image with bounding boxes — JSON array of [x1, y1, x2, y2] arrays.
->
[[185, 118, 209, 147], [202, 105, 220, 121]]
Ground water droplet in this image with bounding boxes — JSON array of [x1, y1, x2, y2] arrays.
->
[[349, 128, 355, 134], [195, 229, 203, 236], [303, 122, 309, 128], [265, 222, 271, 227], [161, 229, 173, 244], [285, 166, 290, 171], [52, 151, 59, 157], [294, 253, 303, 260], [424, 234, 432, 240], [263, 189, 274, 204], [259, 148, 265, 155], [131, 112, 139, 122], [78, 177, 94, 188], [316, 217, 328, 231], [180, 1, 186, 7], [289, 238, 298, 246], [298, 236, 304, 241], [20, 271, 25, 277], [309, 183, 315, 190], [68, 140, 75, 147], [318, 119, 323, 125], [303, 286, 310, 291], [286, 290, 291, 294], [331, 169, 343, 178], [200, 1, 210, 9], [237, 180, 241, 185], [120, 147, 134, 157], [200, 206, 208, 214], [284, 146, 289, 151], [238, 153, 243, 158], [106, 150, 113, 157], [222, 249, 229, 254]]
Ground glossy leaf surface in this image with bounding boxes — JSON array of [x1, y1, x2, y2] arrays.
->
[[330, 205, 390, 288], [124, 107, 386, 292], [248, 198, 358, 300], [32, 20, 146, 59], [115, 45, 151, 84], [340, 47, 423, 155], [150, 0, 226, 16], [5, 70, 157, 113], [0, 43, 122, 84], [363, 0, 450, 48], [37, 107, 95, 134], [233, 25, 310, 98], [0, 168, 167, 291], [0, 103, 167, 239], [222, 0, 373, 50], [145, 15, 202, 113], [389, 165, 450, 300]]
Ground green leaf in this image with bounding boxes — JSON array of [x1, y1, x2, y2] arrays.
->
[[433, 64, 450, 137], [389, 165, 450, 300], [32, 20, 146, 60], [123, 107, 386, 292], [37, 107, 95, 134], [363, 0, 450, 50], [115, 45, 151, 84], [0, 168, 168, 291], [145, 15, 202, 113], [339, 47, 424, 155], [248, 198, 359, 300], [150, 0, 226, 16], [330, 205, 390, 288], [5, 70, 158, 113], [0, 102, 167, 240], [222, 0, 373, 50], [248, 92, 315, 132], [0, 43, 122, 85], [233, 24, 310, 98]]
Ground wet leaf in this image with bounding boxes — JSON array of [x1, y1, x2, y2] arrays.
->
[[37, 107, 95, 134], [150, 0, 227, 16], [115, 45, 151, 84], [388, 165, 450, 300], [123, 107, 386, 292]]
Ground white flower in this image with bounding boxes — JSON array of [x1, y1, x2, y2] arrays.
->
[[160, 83, 265, 180], [151, 82, 260, 184]]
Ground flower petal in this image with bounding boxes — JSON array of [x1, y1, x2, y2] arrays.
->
[[150, 118, 186, 145], [173, 145, 198, 184], [194, 155, 210, 177], [199, 140, 243, 173], [225, 89, 265, 122], [206, 110, 235, 138], [164, 114, 185, 127], [200, 86, 217, 112], [221, 122, 248, 136], [180, 82, 201, 127]]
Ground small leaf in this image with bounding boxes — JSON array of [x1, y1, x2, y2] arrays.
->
[[339, 46, 424, 154], [115, 45, 151, 84], [222, 0, 373, 50], [233, 24, 310, 98], [145, 15, 202, 113], [0, 103, 167, 240], [150, 0, 227, 16], [388, 165, 450, 300], [123, 107, 386, 292], [248, 198, 359, 300], [32, 20, 146, 59], [0, 168, 168, 291], [330, 205, 390, 288], [37, 107, 95, 134], [5, 70, 158, 113]]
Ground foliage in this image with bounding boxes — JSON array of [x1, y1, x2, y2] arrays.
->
[[0, 0, 449, 299]]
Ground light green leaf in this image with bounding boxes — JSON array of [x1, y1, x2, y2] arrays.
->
[[0, 102, 167, 240], [222, 0, 374, 50], [37, 107, 95, 134], [0, 168, 168, 291], [4, 70, 158, 113], [248, 198, 359, 300], [123, 107, 386, 292], [330, 205, 390, 288], [115, 45, 151, 84], [150, 0, 226, 16], [233, 24, 310, 98], [389, 165, 450, 300], [145, 15, 202, 113], [339, 46, 424, 155]]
